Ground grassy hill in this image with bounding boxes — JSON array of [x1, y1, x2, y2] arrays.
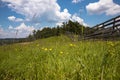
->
[[0, 36, 120, 80]]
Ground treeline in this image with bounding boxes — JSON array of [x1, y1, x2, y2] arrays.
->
[[28, 20, 94, 40], [0, 38, 29, 46], [0, 20, 94, 46]]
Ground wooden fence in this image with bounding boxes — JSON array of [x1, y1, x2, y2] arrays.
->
[[84, 15, 120, 39]]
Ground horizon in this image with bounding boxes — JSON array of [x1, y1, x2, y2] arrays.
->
[[0, 0, 120, 38]]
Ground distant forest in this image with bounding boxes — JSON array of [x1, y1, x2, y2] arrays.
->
[[0, 20, 95, 45], [28, 20, 94, 40]]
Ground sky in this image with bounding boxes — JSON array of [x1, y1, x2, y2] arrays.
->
[[0, 0, 120, 38]]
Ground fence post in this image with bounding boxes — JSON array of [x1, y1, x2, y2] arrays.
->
[[81, 26, 84, 39], [113, 18, 115, 30]]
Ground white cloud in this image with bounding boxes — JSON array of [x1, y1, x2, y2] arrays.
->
[[2, 0, 69, 22], [57, 9, 71, 21], [71, 14, 88, 26], [0, 24, 34, 38], [0, 27, 9, 38], [0, 30, 19, 38], [2, 0, 87, 26], [8, 16, 23, 22], [86, 0, 120, 15], [15, 18, 23, 22], [17, 23, 34, 37], [56, 14, 88, 26], [14, 23, 35, 32], [56, 22, 63, 26], [35, 23, 40, 26], [14, 25, 34, 38], [1, 0, 88, 38], [0, 26, 4, 36], [8, 16, 16, 21], [0, 27, 3, 32], [0, 26, 4, 35], [72, 0, 83, 4], [8, 25, 13, 29]]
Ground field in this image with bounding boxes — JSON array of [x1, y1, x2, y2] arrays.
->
[[0, 36, 120, 80]]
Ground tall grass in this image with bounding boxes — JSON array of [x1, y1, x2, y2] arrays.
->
[[0, 36, 120, 80]]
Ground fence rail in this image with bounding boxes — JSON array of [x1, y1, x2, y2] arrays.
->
[[85, 15, 120, 39]]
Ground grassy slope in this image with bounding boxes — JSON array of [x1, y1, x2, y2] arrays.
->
[[0, 36, 120, 80]]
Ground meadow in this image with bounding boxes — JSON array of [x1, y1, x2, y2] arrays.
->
[[0, 36, 120, 80]]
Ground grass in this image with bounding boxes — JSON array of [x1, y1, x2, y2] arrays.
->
[[0, 35, 120, 80]]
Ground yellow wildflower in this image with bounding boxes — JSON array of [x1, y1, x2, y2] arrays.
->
[[44, 48, 48, 51], [70, 44, 73, 46], [60, 51, 63, 54], [69, 43, 76, 47], [49, 48, 52, 51]]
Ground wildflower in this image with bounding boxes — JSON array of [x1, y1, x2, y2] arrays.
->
[[44, 48, 48, 51], [60, 51, 63, 54], [69, 43, 76, 47], [49, 48, 52, 51], [70, 44, 73, 46]]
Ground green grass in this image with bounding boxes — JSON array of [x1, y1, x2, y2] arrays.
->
[[0, 36, 120, 80]]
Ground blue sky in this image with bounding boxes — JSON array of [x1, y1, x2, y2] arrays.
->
[[0, 0, 120, 38]]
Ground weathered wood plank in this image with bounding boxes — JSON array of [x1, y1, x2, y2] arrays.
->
[[84, 15, 120, 39]]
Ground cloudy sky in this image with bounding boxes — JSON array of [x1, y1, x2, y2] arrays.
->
[[0, 0, 120, 38]]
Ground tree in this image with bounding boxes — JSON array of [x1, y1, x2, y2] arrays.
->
[[29, 20, 91, 40]]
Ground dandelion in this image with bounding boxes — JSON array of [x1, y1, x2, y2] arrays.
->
[[49, 48, 52, 51], [44, 48, 48, 51], [60, 51, 63, 54], [69, 43, 76, 47], [70, 44, 73, 46]]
